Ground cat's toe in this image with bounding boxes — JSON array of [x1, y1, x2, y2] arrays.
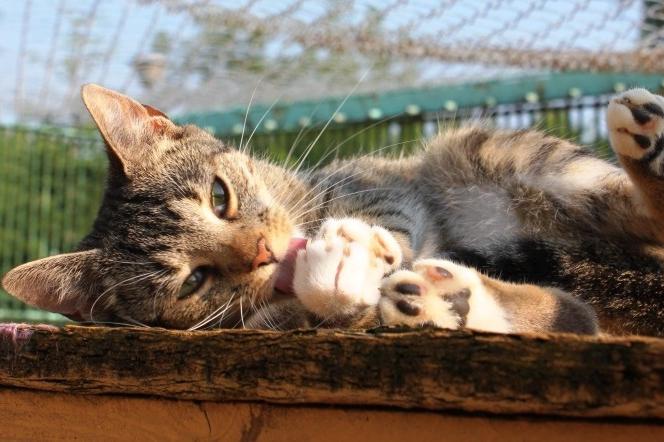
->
[[318, 218, 402, 273], [379, 259, 511, 332], [369, 225, 402, 271], [608, 88, 664, 167], [379, 268, 463, 330], [319, 218, 370, 244]]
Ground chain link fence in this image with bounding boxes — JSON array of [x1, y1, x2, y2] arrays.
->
[[5, 1, 664, 124]]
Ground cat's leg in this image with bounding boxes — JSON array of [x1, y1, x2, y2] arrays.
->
[[607, 88, 664, 223], [422, 111, 664, 243], [379, 258, 599, 334], [291, 218, 402, 327]]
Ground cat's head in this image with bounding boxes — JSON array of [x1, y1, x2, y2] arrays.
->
[[2, 85, 296, 329]]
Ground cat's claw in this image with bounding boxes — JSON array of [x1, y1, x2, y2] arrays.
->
[[292, 218, 402, 318], [379, 259, 511, 333], [608, 88, 664, 171]]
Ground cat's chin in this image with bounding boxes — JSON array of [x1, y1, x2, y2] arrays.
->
[[274, 238, 308, 295]]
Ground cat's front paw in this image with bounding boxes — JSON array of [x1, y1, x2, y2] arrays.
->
[[317, 218, 402, 273], [379, 259, 511, 333], [292, 218, 402, 318], [608, 88, 664, 170]]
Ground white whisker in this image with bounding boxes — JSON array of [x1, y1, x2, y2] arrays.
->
[[239, 79, 263, 154], [239, 297, 246, 329], [187, 293, 236, 331], [306, 114, 410, 172], [283, 139, 416, 219], [283, 102, 324, 167], [78, 320, 149, 328], [290, 69, 371, 177], [292, 187, 394, 222], [242, 95, 283, 153], [89, 269, 167, 324], [117, 314, 151, 328]]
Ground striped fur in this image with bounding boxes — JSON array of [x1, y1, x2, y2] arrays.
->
[[4, 85, 664, 335]]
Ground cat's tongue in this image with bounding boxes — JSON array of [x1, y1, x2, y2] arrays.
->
[[274, 238, 308, 295]]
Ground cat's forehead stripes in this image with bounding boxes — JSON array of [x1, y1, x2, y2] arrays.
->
[[217, 152, 255, 187]]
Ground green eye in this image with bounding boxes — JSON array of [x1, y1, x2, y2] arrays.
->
[[212, 179, 228, 218], [179, 267, 208, 299]]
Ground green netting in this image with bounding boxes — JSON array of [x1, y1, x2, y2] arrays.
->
[[0, 128, 106, 322]]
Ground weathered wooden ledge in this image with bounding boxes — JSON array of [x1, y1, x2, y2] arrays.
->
[[1, 325, 663, 422]]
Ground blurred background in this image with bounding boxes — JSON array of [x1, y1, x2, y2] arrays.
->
[[2, 0, 664, 322]]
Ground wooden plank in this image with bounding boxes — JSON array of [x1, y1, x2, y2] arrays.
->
[[1, 325, 664, 420], [2, 389, 663, 442]]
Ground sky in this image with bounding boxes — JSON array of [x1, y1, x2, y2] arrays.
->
[[0, 0, 646, 124], [1, 1, 188, 123]]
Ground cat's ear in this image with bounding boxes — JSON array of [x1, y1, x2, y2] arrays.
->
[[81, 83, 178, 174], [2, 250, 100, 319]]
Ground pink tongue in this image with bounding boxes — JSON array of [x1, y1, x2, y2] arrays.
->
[[274, 238, 308, 295]]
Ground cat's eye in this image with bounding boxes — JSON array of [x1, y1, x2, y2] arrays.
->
[[178, 267, 208, 299], [211, 178, 237, 219]]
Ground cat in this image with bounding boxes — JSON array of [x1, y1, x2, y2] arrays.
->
[[3, 84, 664, 336]]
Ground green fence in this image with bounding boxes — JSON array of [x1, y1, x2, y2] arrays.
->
[[0, 128, 106, 321], [2, 73, 664, 323]]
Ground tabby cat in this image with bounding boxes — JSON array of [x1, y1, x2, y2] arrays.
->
[[4, 84, 664, 336]]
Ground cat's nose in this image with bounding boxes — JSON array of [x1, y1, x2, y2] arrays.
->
[[251, 236, 276, 270]]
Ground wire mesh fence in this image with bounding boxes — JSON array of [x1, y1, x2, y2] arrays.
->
[[5, 1, 664, 124], [0, 127, 106, 321], [0, 90, 632, 322], [4, 0, 664, 322]]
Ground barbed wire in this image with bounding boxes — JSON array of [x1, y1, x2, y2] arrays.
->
[[14, 0, 31, 117], [63, 0, 101, 107], [6, 0, 664, 123], [97, 1, 132, 86], [119, 5, 161, 91], [39, 0, 66, 113]]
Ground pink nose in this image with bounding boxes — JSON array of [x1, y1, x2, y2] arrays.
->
[[251, 237, 275, 270]]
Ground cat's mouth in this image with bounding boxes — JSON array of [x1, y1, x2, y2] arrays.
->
[[274, 237, 308, 295]]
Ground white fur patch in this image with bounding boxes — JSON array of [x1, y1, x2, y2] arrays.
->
[[415, 259, 511, 333], [317, 218, 403, 271], [539, 157, 618, 195], [293, 218, 401, 318], [607, 100, 648, 159]]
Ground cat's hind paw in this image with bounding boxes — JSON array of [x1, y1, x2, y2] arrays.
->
[[608, 88, 664, 171], [379, 259, 511, 333]]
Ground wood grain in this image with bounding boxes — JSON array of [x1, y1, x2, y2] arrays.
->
[[1, 325, 664, 420], [3, 389, 664, 442]]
